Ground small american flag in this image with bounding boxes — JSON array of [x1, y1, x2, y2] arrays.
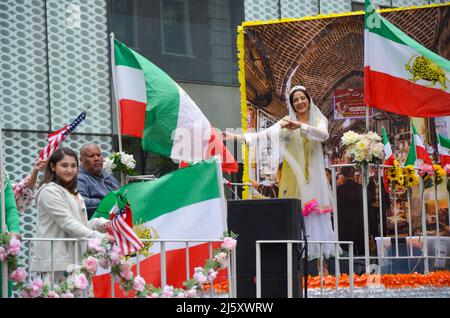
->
[[107, 203, 143, 256], [38, 111, 86, 160]]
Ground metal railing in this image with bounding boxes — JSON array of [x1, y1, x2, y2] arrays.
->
[[255, 240, 355, 298], [330, 163, 450, 275], [18, 237, 236, 298]]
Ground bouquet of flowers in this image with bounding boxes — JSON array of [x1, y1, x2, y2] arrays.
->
[[341, 131, 384, 166], [418, 163, 435, 189], [386, 160, 404, 189], [402, 165, 419, 188], [433, 164, 446, 186], [444, 164, 450, 193], [103, 151, 137, 176]]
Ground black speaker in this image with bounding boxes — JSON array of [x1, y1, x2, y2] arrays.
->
[[227, 199, 304, 298]]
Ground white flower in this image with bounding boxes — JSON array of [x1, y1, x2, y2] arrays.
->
[[341, 131, 361, 146], [120, 153, 136, 169], [370, 142, 384, 159], [366, 131, 382, 142], [354, 148, 366, 162], [103, 157, 116, 173]]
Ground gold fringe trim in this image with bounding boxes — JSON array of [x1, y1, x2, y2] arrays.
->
[[237, 25, 250, 199], [241, 2, 449, 27]]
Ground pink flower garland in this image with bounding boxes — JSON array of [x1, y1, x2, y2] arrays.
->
[[1, 230, 238, 298]]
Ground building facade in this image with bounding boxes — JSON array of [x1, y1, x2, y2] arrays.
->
[[0, 0, 447, 252]]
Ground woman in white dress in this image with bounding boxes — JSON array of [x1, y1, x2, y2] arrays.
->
[[225, 85, 340, 272]]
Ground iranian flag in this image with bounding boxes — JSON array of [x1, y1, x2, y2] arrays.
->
[[437, 133, 450, 166], [91, 158, 227, 297], [382, 127, 395, 165], [111, 37, 238, 174], [405, 123, 432, 166], [364, 0, 450, 117], [382, 126, 395, 192]]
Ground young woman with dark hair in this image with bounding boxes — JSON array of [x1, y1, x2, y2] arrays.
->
[[31, 147, 114, 281]]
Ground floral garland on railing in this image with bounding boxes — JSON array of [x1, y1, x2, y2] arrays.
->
[[307, 271, 450, 289], [0, 231, 237, 298]]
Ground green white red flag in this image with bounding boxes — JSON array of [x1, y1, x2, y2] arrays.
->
[[111, 37, 238, 174], [364, 0, 450, 117], [405, 123, 432, 166], [91, 158, 227, 297], [382, 126, 396, 191], [437, 133, 450, 166], [382, 127, 395, 165]]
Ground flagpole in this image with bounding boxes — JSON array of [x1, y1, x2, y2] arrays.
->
[[0, 127, 8, 298], [215, 156, 234, 297], [365, 106, 369, 131], [110, 33, 124, 185]]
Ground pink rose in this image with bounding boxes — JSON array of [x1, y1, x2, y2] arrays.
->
[[214, 252, 228, 269], [60, 291, 74, 298], [74, 273, 89, 290], [186, 288, 198, 298], [133, 275, 146, 292], [8, 236, 21, 256], [0, 247, 7, 262], [120, 262, 133, 280], [161, 285, 174, 298], [221, 237, 237, 251], [47, 291, 60, 298], [21, 289, 31, 298], [193, 268, 207, 285], [82, 256, 99, 274], [28, 278, 43, 297], [98, 257, 111, 269], [87, 238, 102, 252], [10, 268, 27, 283], [110, 244, 122, 264], [207, 269, 218, 281]]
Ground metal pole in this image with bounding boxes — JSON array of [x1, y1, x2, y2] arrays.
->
[[109, 33, 124, 184], [362, 166, 370, 272], [393, 185, 399, 257], [136, 252, 140, 277], [331, 166, 339, 243], [27, 240, 32, 283], [407, 189, 414, 257], [160, 242, 167, 287], [256, 242, 261, 298], [287, 242, 292, 298], [334, 243, 339, 291], [209, 242, 214, 297], [185, 241, 190, 281], [331, 166, 340, 278], [365, 106, 370, 131], [319, 243, 323, 298], [50, 240, 54, 290], [0, 127, 8, 298], [349, 243, 354, 298], [420, 178, 429, 273], [378, 166, 384, 238], [232, 249, 237, 298], [434, 185, 441, 258], [227, 248, 232, 298]]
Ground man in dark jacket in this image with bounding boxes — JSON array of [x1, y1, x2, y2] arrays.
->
[[77, 143, 120, 218], [337, 166, 365, 256]]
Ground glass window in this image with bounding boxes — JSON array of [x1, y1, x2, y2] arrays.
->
[[161, 0, 193, 56], [108, 0, 244, 85]]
